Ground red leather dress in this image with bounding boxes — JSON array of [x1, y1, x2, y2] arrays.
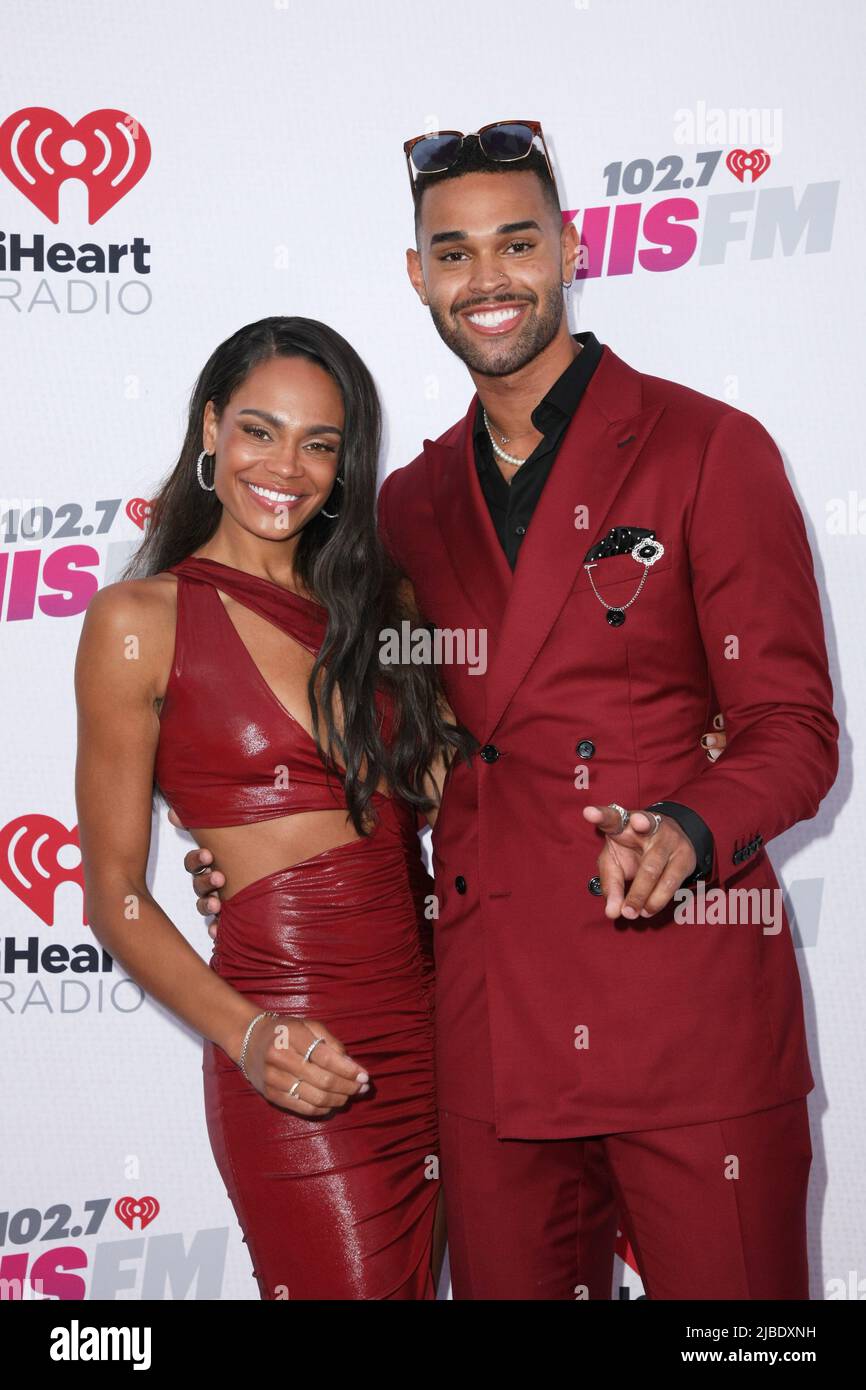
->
[[154, 557, 439, 1300]]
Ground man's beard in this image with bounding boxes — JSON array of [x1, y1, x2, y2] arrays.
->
[[427, 281, 565, 377]]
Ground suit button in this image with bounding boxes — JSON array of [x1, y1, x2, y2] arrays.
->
[[455, 875, 467, 894], [479, 744, 500, 763], [576, 739, 596, 759], [588, 876, 603, 895]]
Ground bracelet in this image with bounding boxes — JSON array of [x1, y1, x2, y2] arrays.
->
[[238, 1011, 278, 1081]]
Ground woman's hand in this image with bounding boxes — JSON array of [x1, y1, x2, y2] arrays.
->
[[240, 1013, 370, 1117], [702, 712, 726, 760]]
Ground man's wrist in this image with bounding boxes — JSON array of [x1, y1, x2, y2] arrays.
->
[[645, 800, 714, 887]]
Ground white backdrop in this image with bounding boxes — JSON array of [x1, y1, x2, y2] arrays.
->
[[1, 0, 862, 1301]]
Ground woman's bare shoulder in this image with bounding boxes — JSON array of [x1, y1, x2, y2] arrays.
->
[[84, 570, 177, 628], [77, 572, 179, 695]]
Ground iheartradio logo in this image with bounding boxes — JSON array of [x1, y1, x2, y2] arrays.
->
[[725, 148, 771, 183], [115, 1195, 160, 1231], [0, 814, 84, 925], [0, 107, 151, 224], [126, 498, 152, 531]]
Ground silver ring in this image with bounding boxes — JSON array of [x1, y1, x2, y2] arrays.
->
[[644, 811, 662, 835], [192, 864, 210, 877], [303, 1037, 325, 1063], [608, 802, 630, 834], [288, 1079, 302, 1099]]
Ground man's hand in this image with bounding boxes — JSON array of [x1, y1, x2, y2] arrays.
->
[[582, 805, 697, 920], [168, 807, 224, 939], [581, 714, 727, 919]]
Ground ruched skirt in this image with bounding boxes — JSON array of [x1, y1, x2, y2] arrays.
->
[[201, 796, 439, 1299]]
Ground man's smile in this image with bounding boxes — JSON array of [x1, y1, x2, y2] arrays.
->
[[459, 300, 531, 336]]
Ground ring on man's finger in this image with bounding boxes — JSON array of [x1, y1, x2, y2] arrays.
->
[[607, 802, 630, 834]]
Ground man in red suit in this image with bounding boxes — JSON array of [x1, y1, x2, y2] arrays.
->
[[373, 122, 838, 1299]]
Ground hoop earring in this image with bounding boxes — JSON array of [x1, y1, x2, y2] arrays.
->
[[197, 450, 216, 491], [320, 474, 344, 520]]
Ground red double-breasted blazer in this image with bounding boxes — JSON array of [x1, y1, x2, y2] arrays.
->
[[377, 340, 838, 1140]]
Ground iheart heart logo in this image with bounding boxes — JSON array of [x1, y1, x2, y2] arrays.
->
[[0, 814, 84, 925], [726, 148, 771, 183], [126, 497, 152, 530], [0, 107, 151, 224], [115, 1196, 160, 1231]]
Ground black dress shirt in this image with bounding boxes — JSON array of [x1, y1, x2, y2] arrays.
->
[[474, 330, 604, 569], [472, 330, 714, 886]]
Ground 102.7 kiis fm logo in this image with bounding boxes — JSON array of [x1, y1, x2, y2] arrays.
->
[[0, 107, 152, 316]]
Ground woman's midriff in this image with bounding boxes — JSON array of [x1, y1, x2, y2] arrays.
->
[[183, 805, 373, 902]]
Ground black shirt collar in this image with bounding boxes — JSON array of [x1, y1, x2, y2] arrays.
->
[[473, 330, 603, 443]]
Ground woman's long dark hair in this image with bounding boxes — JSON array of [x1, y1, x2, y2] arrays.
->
[[123, 316, 476, 834]]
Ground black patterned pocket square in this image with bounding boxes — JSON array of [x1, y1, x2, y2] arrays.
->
[[583, 525, 656, 563]]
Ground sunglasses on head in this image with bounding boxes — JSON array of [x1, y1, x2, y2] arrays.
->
[[403, 119, 557, 198]]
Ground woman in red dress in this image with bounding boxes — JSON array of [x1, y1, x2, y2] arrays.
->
[[74, 316, 475, 1299]]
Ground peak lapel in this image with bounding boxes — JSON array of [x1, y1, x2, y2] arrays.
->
[[481, 345, 665, 740], [425, 394, 512, 634]]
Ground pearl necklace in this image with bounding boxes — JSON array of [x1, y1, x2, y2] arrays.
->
[[483, 407, 530, 468]]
